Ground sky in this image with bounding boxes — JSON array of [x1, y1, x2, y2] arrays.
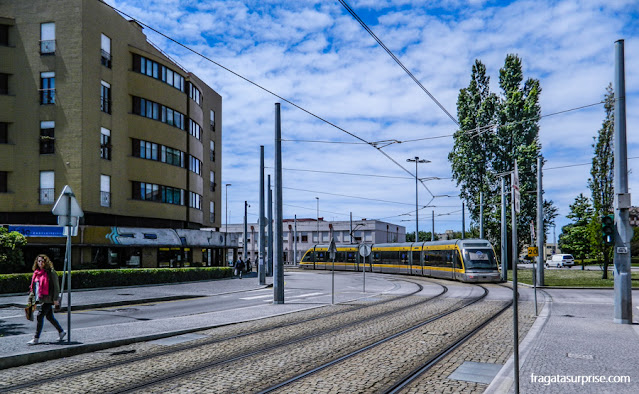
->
[[105, 0, 638, 240]]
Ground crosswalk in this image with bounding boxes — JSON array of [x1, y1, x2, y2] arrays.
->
[[239, 290, 326, 302]]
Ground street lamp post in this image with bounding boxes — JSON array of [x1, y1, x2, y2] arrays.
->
[[225, 183, 231, 265], [406, 157, 430, 241]]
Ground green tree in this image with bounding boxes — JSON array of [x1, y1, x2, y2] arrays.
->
[[588, 84, 614, 278], [558, 194, 593, 263], [406, 231, 438, 242], [0, 227, 28, 273], [450, 55, 557, 263]]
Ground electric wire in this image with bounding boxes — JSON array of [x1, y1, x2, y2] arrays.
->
[[337, 0, 459, 126], [265, 166, 449, 180]]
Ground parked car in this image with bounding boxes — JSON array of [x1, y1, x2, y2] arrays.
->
[[546, 254, 575, 268]]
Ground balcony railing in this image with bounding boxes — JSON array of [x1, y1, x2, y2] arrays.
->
[[40, 40, 55, 55], [100, 191, 111, 207], [39, 188, 54, 204], [100, 49, 112, 68]]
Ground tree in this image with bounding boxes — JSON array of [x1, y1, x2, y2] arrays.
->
[[0, 227, 28, 274], [588, 84, 614, 278], [449, 55, 557, 263], [406, 231, 438, 242], [558, 194, 593, 263]]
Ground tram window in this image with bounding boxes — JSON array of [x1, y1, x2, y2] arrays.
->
[[373, 252, 381, 264], [303, 251, 314, 262], [381, 250, 398, 264], [346, 252, 356, 263], [400, 252, 409, 265], [412, 251, 421, 264]]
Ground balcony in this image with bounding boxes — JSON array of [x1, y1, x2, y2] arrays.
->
[[40, 40, 55, 55], [100, 191, 111, 207], [39, 188, 54, 204]]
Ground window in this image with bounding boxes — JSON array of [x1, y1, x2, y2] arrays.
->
[[210, 140, 215, 161], [132, 181, 184, 206], [210, 201, 215, 223], [210, 171, 215, 192], [39, 171, 54, 204], [0, 171, 7, 193], [189, 119, 201, 140], [0, 122, 7, 144], [40, 22, 55, 54], [40, 72, 55, 104], [101, 127, 111, 160], [189, 192, 201, 210], [133, 139, 185, 168], [189, 155, 201, 175], [132, 54, 184, 92], [0, 24, 8, 46], [101, 34, 111, 68], [131, 96, 185, 130], [210, 110, 215, 131], [39, 121, 54, 154], [188, 82, 201, 105], [100, 175, 111, 207], [0, 73, 7, 95], [101, 81, 111, 114]]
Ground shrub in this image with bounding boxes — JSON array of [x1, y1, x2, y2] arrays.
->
[[0, 267, 233, 294]]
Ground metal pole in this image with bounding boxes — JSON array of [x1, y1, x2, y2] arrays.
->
[[415, 160, 419, 237], [243, 201, 248, 261], [225, 183, 231, 265], [274, 103, 284, 303], [350, 212, 353, 244], [512, 171, 519, 394], [462, 202, 465, 239], [480, 191, 484, 239], [267, 174, 273, 277], [65, 193, 72, 343], [537, 156, 545, 287], [613, 39, 632, 324], [431, 210, 434, 241], [258, 146, 266, 285], [294, 215, 297, 265], [316, 197, 319, 242], [501, 177, 507, 281]]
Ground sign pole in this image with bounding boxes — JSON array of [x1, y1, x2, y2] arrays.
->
[[512, 161, 520, 394]]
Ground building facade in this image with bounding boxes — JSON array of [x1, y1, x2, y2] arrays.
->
[[222, 218, 406, 265], [0, 0, 226, 269]]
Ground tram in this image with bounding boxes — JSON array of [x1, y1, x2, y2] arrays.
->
[[299, 239, 501, 283]]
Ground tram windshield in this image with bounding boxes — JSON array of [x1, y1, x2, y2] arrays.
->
[[463, 248, 498, 270]]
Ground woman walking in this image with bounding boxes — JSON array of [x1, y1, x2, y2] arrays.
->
[[27, 254, 65, 345]]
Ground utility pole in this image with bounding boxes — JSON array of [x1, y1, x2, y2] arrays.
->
[[431, 210, 434, 241], [316, 197, 320, 242], [613, 39, 632, 324], [536, 156, 544, 286], [243, 201, 249, 261], [461, 202, 465, 239], [406, 157, 429, 240], [480, 191, 484, 239], [294, 215, 297, 265], [225, 183, 231, 265], [258, 146, 266, 285], [267, 174, 273, 277], [273, 103, 284, 304]]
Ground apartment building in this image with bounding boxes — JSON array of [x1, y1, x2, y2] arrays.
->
[[0, 0, 228, 268]]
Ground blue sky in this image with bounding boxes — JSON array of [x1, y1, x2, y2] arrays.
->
[[106, 0, 638, 239]]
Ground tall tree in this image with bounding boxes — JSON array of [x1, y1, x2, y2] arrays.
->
[[558, 194, 593, 264], [588, 84, 614, 278], [449, 60, 498, 237], [450, 55, 557, 264]]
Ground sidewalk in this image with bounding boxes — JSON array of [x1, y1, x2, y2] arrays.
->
[[0, 273, 322, 370], [486, 287, 639, 393]]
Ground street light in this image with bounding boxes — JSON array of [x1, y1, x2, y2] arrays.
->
[[406, 157, 430, 241], [225, 183, 231, 264], [315, 197, 319, 243]]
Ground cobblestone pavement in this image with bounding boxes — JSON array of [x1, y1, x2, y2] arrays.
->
[[401, 298, 542, 393], [0, 278, 468, 393]]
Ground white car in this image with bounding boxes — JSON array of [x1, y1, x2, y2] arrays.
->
[[546, 254, 575, 268]]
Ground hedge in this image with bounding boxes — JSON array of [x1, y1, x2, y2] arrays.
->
[[0, 267, 233, 294]]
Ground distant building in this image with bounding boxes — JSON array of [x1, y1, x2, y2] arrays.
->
[[220, 218, 406, 264], [0, 0, 226, 269], [630, 207, 638, 227]]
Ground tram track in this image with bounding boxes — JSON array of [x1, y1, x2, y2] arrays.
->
[[0, 277, 445, 393]]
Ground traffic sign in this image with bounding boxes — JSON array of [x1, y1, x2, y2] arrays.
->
[[527, 246, 538, 257], [328, 239, 337, 260], [52, 185, 84, 226], [359, 244, 372, 257]]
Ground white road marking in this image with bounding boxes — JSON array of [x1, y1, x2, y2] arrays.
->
[[288, 292, 325, 298]]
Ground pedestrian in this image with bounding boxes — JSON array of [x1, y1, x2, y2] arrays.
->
[[236, 258, 245, 279], [27, 254, 66, 345], [246, 258, 252, 273]]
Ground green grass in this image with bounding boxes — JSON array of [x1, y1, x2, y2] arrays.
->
[[508, 268, 639, 288]]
